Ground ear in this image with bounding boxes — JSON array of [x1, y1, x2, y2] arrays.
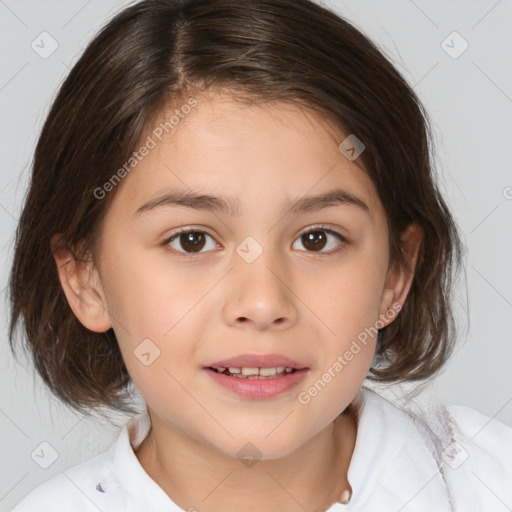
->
[[378, 222, 423, 326], [50, 235, 112, 333]]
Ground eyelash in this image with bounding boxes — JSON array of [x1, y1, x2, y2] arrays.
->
[[160, 224, 349, 258]]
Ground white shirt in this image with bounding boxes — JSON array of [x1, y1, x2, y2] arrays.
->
[[11, 386, 512, 511]]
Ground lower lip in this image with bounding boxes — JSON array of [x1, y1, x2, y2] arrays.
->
[[203, 368, 309, 399]]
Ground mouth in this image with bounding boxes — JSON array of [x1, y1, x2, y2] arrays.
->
[[205, 353, 308, 373], [202, 353, 309, 399], [205, 366, 300, 379], [202, 358, 309, 399]]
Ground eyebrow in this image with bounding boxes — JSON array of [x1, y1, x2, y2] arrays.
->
[[134, 187, 370, 218]]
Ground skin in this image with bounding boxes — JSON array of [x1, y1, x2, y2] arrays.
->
[[52, 90, 422, 512]]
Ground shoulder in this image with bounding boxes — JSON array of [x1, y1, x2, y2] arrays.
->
[[447, 402, 512, 443], [442, 402, 512, 507], [446, 402, 512, 471], [356, 386, 512, 508], [412, 393, 512, 507], [10, 411, 167, 512], [10, 447, 121, 512]]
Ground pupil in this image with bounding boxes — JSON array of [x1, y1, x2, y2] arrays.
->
[[179, 231, 328, 253], [303, 231, 327, 251], [181, 232, 206, 252]]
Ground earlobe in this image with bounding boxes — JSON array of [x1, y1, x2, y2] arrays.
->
[[379, 222, 423, 325], [50, 235, 112, 333]]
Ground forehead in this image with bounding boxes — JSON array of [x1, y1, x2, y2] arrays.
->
[[108, 92, 384, 222]]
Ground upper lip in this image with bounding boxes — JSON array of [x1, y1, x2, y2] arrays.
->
[[206, 353, 308, 370]]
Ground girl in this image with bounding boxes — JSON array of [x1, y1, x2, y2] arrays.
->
[[8, 0, 512, 510]]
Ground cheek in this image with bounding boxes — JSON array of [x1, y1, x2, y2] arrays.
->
[[102, 242, 212, 334], [313, 245, 388, 342], [100, 247, 211, 385], [295, 253, 386, 425]]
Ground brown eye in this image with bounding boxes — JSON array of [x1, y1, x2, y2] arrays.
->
[[162, 225, 347, 256], [164, 230, 218, 254], [292, 226, 346, 254], [178, 231, 206, 252], [301, 230, 328, 251]]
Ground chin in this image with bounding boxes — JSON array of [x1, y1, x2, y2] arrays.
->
[[215, 433, 303, 463]]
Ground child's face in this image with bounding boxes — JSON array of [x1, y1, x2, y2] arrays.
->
[[74, 92, 404, 458]]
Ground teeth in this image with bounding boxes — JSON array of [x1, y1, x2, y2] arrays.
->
[[241, 367, 260, 376], [259, 367, 277, 376], [215, 366, 296, 378]]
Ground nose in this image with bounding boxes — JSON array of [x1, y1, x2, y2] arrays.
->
[[222, 249, 298, 331]]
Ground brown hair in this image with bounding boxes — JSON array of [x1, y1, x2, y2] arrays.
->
[[8, 0, 464, 417]]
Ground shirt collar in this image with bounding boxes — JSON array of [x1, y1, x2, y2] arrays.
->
[[112, 385, 450, 510], [112, 405, 179, 509]]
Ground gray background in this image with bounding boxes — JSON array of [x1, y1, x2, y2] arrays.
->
[[1, 0, 511, 510]]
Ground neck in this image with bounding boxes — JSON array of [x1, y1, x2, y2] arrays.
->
[[135, 405, 358, 512]]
